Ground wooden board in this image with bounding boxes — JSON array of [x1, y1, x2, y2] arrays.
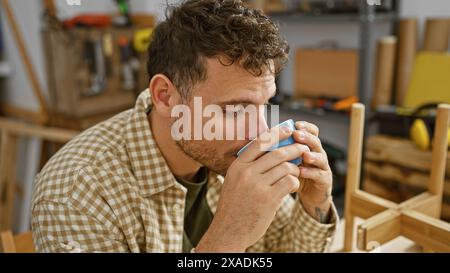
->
[[364, 161, 450, 197], [43, 26, 151, 119], [294, 49, 359, 99], [365, 135, 450, 177], [363, 178, 450, 221]]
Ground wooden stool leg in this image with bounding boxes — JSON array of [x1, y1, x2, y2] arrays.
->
[[428, 104, 450, 218], [0, 230, 16, 253], [0, 131, 18, 230], [344, 103, 365, 251]]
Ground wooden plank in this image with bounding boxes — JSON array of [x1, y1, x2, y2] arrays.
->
[[366, 135, 450, 177], [13, 232, 34, 253], [363, 177, 405, 202], [0, 103, 48, 125], [0, 231, 16, 253], [357, 209, 402, 251], [0, 118, 79, 143], [1, 134, 18, 230], [364, 161, 450, 197], [344, 103, 365, 251], [0, 131, 15, 230], [351, 190, 398, 219], [400, 192, 441, 218], [401, 209, 450, 252], [364, 178, 450, 221], [332, 218, 422, 253], [428, 104, 450, 197]]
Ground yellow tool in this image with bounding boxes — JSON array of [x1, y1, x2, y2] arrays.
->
[[133, 28, 153, 53], [409, 104, 450, 150]]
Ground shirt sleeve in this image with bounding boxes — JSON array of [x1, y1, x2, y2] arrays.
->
[[247, 194, 339, 253], [31, 168, 130, 253], [32, 201, 129, 253], [32, 200, 130, 253]]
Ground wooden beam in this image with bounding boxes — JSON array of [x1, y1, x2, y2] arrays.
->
[[428, 105, 450, 200], [0, 103, 48, 125], [344, 103, 366, 251], [0, 131, 18, 230], [0, 133, 18, 230], [357, 209, 402, 251], [0, 230, 16, 253], [0, 117, 79, 143], [400, 192, 441, 218], [401, 209, 450, 252], [351, 190, 397, 218], [13, 232, 34, 253], [366, 135, 450, 177], [364, 161, 450, 196]]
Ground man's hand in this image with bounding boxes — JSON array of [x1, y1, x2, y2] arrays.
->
[[293, 121, 333, 224], [196, 126, 309, 253]]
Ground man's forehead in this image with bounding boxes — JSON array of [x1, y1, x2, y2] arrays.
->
[[205, 57, 275, 77], [203, 57, 275, 91]]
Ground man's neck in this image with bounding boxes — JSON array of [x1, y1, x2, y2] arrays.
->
[[148, 111, 202, 182]]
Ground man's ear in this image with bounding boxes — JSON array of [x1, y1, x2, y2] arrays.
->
[[149, 74, 181, 118]]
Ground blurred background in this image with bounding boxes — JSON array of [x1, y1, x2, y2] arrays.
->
[[0, 0, 449, 252]]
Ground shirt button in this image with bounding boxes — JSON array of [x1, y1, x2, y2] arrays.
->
[[172, 203, 182, 213]]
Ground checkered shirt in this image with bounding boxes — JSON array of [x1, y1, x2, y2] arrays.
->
[[31, 90, 339, 253]]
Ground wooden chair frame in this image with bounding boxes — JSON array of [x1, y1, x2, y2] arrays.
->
[[343, 103, 450, 252]]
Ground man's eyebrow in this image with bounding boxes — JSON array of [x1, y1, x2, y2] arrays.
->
[[216, 90, 277, 107], [216, 99, 258, 107]]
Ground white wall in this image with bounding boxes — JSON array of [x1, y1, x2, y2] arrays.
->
[[0, 0, 49, 111], [400, 0, 450, 47], [54, 0, 180, 21]]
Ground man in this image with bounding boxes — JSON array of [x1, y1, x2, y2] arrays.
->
[[32, 0, 338, 253]]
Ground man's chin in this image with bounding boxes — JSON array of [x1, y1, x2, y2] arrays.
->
[[206, 156, 236, 176]]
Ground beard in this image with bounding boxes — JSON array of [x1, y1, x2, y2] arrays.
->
[[176, 139, 236, 176]]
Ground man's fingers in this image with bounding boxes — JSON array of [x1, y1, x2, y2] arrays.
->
[[238, 126, 293, 163], [262, 162, 300, 185], [272, 174, 300, 198], [299, 166, 328, 183], [295, 121, 319, 137], [301, 152, 329, 171], [253, 143, 309, 173], [292, 130, 324, 153]]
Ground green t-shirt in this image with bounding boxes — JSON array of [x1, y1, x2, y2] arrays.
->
[[175, 167, 214, 253]]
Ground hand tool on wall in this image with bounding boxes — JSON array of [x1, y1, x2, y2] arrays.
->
[[118, 36, 139, 91], [113, 0, 131, 26], [83, 37, 107, 96], [103, 33, 113, 77], [133, 28, 153, 53]]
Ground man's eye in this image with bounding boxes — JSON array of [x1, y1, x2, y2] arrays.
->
[[224, 109, 242, 117], [223, 105, 245, 117]]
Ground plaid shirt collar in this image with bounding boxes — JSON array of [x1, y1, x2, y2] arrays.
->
[[124, 90, 177, 197]]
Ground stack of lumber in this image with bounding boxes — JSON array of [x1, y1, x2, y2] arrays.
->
[[364, 135, 450, 221]]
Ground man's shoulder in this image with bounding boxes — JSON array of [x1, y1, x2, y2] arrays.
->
[[32, 109, 133, 204]]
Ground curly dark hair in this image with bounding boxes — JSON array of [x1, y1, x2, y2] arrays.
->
[[147, 0, 289, 100]]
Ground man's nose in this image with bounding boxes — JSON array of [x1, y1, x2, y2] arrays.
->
[[257, 116, 269, 136], [247, 114, 269, 140]]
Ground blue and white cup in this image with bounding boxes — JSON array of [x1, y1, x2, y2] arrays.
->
[[236, 119, 303, 165]]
